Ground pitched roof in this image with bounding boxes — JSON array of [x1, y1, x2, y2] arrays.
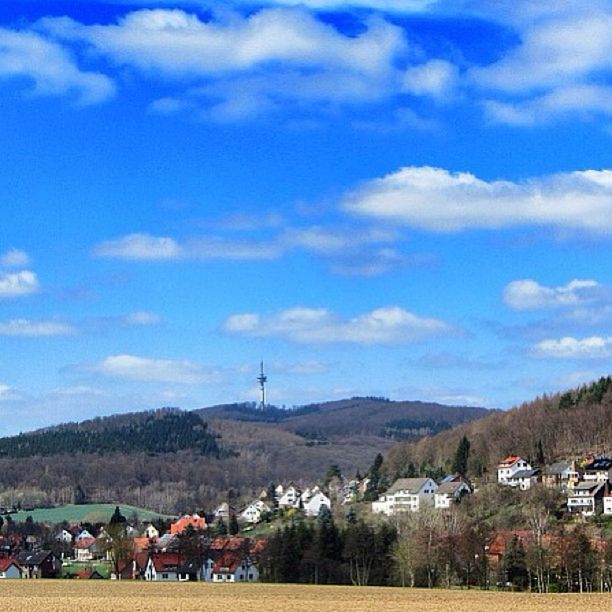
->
[[497, 455, 523, 468], [16, 550, 56, 566], [74, 537, 97, 550], [543, 462, 573, 476], [437, 481, 469, 495], [386, 478, 433, 495], [0, 558, 20, 572], [509, 469, 539, 479], [584, 457, 612, 471]]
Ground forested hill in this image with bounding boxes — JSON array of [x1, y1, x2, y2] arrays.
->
[[199, 397, 491, 441], [386, 376, 612, 480], [0, 411, 226, 458]]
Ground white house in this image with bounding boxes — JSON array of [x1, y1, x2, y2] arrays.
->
[[603, 486, 612, 516], [303, 492, 331, 517], [278, 485, 301, 509], [75, 529, 94, 542], [55, 529, 73, 544], [145, 553, 189, 581], [239, 500, 270, 524], [372, 478, 438, 516], [143, 523, 159, 539], [497, 456, 532, 485], [567, 482, 605, 516], [0, 559, 21, 579], [583, 457, 612, 482], [506, 469, 540, 490], [434, 481, 471, 509]]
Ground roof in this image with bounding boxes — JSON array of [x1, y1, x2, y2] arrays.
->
[[437, 481, 469, 495], [0, 558, 20, 572], [386, 478, 433, 495], [584, 457, 612, 471], [170, 514, 207, 535], [74, 537, 97, 550], [510, 469, 539, 479], [16, 551, 56, 566], [497, 455, 523, 468], [571, 482, 605, 494], [543, 462, 573, 475], [151, 552, 181, 573]]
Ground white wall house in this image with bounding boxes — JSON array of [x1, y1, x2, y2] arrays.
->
[[603, 488, 612, 515], [372, 478, 438, 516], [434, 481, 471, 508], [278, 485, 301, 509], [239, 500, 270, 524], [567, 482, 605, 516], [303, 492, 331, 517], [497, 456, 532, 485]]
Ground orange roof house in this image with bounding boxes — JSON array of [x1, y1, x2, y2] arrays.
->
[[170, 514, 207, 535]]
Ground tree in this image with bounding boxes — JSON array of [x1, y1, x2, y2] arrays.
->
[[110, 506, 126, 525], [503, 535, 528, 589], [228, 514, 240, 535], [104, 522, 134, 578], [452, 436, 471, 476]]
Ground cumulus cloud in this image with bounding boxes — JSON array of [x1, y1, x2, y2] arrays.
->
[[223, 305, 451, 344], [471, 5, 612, 124], [0, 249, 30, 268], [0, 27, 115, 105], [504, 279, 600, 310], [344, 166, 612, 233], [39, 7, 417, 118], [533, 336, 612, 359], [0, 270, 40, 298], [0, 319, 76, 337], [402, 60, 458, 99], [91, 354, 223, 384]]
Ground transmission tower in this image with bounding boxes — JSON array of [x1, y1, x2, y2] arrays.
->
[[257, 361, 267, 411]]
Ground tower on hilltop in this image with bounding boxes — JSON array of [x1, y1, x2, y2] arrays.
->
[[257, 361, 267, 411]]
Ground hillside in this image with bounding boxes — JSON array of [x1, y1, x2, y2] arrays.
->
[[0, 397, 489, 514], [386, 376, 612, 480]]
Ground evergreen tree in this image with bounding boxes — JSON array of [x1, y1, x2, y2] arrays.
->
[[110, 506, 126, 525], [229, 514, 240, 535], [452, 436, 471, 476], [502, 536, 528, 588]]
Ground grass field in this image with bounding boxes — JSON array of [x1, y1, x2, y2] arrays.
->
[[7, 503, 172, 524], [0, 582, 609, 612]]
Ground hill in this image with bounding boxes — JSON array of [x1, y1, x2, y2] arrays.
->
[[7, 503, 172, 524], [385, 376, 612, 480], [0, 397, 490, 515]]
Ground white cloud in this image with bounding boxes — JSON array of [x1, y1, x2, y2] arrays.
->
[[91, 354, 222, 384], [41, 8, 411, 118], [402, 60, 458, 99], [533, 336, 612, 359], [223, 305, 451, 345], [123, 311, 162, 326], [0, 270, 40, 297], [503, 279, 600, 310], [0, 249, 30, 268], [93, 233, 183, 260], [0, 27, 115, 105], [344, 166, 612, 233], [0, 384, 19, 402], [0, 319, 76, 337]]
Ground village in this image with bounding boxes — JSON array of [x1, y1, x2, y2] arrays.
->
[[0, 452, 610, 588]]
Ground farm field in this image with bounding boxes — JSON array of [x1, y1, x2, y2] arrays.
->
[[0, 582, 610, 612], [7, 503, 171, 524]]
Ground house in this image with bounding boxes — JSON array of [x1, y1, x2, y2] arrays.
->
[[583, 457, 612, 482], [604, 486, 612, 516], [75, 569, 104, 579], [145, 553, 190, 581], [506, 469, 540, 490], [55, 529, 73, 544], [16, 551, 62, 579], [567, 481, 605, 516], [0, 558, 21, 579], [542, 462, 580, 489], [497, 456, 532, 485], [74, 536, 100, 561], [434, 481, 471, 508], [239, 500, 270, 525], [303, 492, 331, 517], [372, 478, 438, 516], [143, 523, 159, 540], [213, 503, 233, 521], [278, 485, 301, 509], [209, 537, 262, 583], [75, 529, 95, 542], [170, 514, 207, 535]]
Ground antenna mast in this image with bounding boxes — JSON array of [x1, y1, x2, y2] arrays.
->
[[257, 361, 267, 410]]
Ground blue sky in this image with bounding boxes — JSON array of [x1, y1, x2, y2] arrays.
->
[[1, 0, 612, 435]]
